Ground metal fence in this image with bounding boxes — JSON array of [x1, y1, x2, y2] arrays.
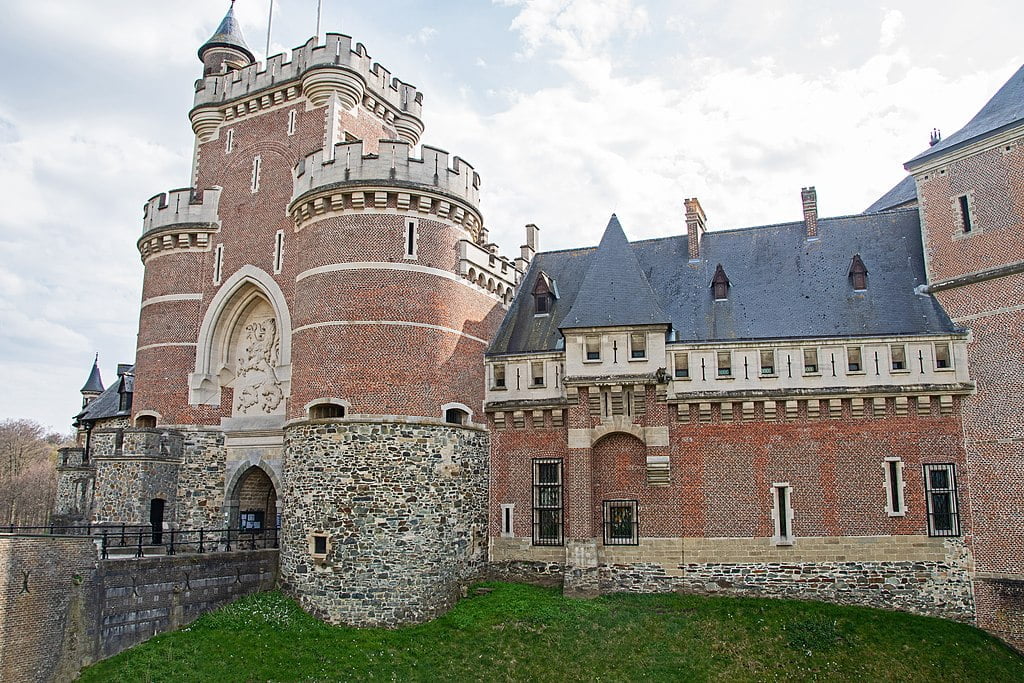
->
[[0, 524, 279, 559]]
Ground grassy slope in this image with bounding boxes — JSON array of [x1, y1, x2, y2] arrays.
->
[[80, 583, 1023, 682]]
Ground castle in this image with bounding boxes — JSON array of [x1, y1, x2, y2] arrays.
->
[[55, 3, 1024, 648]]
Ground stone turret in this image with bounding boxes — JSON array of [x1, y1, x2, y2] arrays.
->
[[199, 1, 255, 78]]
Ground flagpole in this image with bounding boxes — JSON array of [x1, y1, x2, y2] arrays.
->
[[265, 0, 274, 59], [316, 0, 323, 39]]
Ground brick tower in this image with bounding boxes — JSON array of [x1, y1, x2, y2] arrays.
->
[[123, 3, 521, 625], [908, 64, 1024, 650]]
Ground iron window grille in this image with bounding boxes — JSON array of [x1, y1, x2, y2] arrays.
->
[[923, 463, 960, 536], [532, 458, 563, 546], [603, 500, 639, 545]]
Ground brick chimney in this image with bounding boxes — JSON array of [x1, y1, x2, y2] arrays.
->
[[801, 187, 818, 240], [684, 197, 706, 261], [517, 223, 539, 272]]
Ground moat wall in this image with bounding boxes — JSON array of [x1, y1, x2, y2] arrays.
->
[[0, 535, 277, 682]]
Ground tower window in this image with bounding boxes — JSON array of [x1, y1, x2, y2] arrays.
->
[[885, 458, 905, 516], [673, 352, 689, 379], [924, 464, 960, 536], [803, 348, 819, 374], [309, 403, 345, 419], [602, 500, 639, 545], [890, 344, 906, 371], [958, 195, 972, 233], [287, 109, 297, 136], [404, 218, 418, 259], [772, 483, 794, 545], [847, 346, 863, 372], [492, 364, 506, 389], [717, 351, 732, 377], [934, 343, 951, 369], [532, 459, 563, 546], [759, 349, 775, 376], [585, 336, 601, 361], [531, 361, 545, 387], [273, 230, 284, 274], [251, 155, 262, 193], [444, 407, 469, 424], [630, 333, 646, 359], [213, 244, 224, 284], [225, 128, 234, 153]]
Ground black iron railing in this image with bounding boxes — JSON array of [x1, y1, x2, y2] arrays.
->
[[1, 524, 280, 559]]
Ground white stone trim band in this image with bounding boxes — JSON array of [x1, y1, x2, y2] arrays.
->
[[296, 261, 461, 284], [140, 293, 204, 308], [292, 319, 488, 344], [136, 342, 198, 352]]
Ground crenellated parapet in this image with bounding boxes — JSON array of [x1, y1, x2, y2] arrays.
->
[[289, 139, 484, 238], [138, 187, 221, 261], [192, 34, 424, 144]]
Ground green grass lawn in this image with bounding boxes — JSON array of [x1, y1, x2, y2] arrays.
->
[[80, 582, 1023, 682]]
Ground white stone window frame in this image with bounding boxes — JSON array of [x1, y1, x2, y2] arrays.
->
[[213, 244, 224, 285], [802, 347, 820, 376], [530, 361, 546, 388], [759, 348, 777, 377], [847, 345, 865, 374], [628, 332, 647, 361], [225, 128, 234, 154], [440, 401, 473, 425], [134, 410, 161, 428], [250, 154, 262, 194], [934, 341, 954, 371], [273, 229, 285, 275], [404, 217, 419, 260], [287, 109, 297, 136], [673, 351, 690, 380], [500, 503, 515, 537], [716, 350, 733, 379], [584, 335, 601, 363], [308, 531, 332, 563], [884, 457, 906, 517], [304, 397, 350, 420], [491, 363, 507, 391], [890, 343, 909, 373], [771, 482, 795, 546], [951, 191, 980, 239]]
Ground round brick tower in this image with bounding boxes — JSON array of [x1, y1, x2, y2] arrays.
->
[[125, 4, 521, 626]]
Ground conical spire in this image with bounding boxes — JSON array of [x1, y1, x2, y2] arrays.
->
[[199, 1, 255, 63], [81, 354, 104, 394], [559, 215, 670, 329]]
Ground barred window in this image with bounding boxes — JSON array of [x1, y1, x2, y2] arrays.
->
[[924, 464, 960, 536], [602, 500, 638, 545], [532, 459, 563, 546]]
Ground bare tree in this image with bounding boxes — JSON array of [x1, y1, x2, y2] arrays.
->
[[0, 419, 63, 526]]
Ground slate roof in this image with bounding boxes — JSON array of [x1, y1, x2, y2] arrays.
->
[[76, 366, 134, 423], [199, 2, 255, 62], [81, 357, 104, 393], [488, 210, 959, 356], [559, 215, 670, 329], [864, 175, 918, 213], [907, 63, 1024, 167]]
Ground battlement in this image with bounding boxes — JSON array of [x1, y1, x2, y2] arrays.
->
[[292, 140, 481, 209], [194, 34, 423, 120], [142, 187, 222, 236]]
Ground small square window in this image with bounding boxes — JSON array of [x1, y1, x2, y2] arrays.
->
[[630, 333, 646, 359], [803, 348, 819, 374], [717, 351, 732, 377], [673, 352, 689, 379], [760, 350, 775, 376], [585, 336, 601, 361], [602, 500, 638, 545]]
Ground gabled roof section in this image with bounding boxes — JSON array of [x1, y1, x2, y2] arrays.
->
[[81, 356, 104, 394], [532, 271, 558, 298], [199, 1, 255, 62], [77, 365, 134, 423], [908, 63, 1024, 167], [558, 215, 669, 330], [864, 175, 918, 213]]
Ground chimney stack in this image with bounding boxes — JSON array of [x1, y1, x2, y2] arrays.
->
[[801, 187, 818, 240], [684, 197, 706, 261], [520, 223, 539, 263]]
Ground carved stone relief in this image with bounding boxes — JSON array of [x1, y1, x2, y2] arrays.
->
[[232, 308, 284, 416]]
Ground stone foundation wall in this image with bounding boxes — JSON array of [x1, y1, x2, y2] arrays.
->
[[0, 534, 277, 682], [280, 419, 489, 626], [491, 535, 975, 622], [175, 429, 227, 529]]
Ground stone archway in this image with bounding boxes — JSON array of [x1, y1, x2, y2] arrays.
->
[[227, 465, 278, 531]]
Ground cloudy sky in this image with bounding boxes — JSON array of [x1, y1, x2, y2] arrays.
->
[[0, 0, 1021, 430]]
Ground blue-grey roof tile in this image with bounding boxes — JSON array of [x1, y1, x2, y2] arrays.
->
[[864, 175, 918, 213]]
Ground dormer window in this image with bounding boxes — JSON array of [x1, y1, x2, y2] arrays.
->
[[532, 271, 558, 315], [711, 264, 730, 301], [849, 254, 868, 291]]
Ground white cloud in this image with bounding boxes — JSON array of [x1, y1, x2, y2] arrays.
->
[[407, 26, 438, 45], [880, 9, 905, 48]]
